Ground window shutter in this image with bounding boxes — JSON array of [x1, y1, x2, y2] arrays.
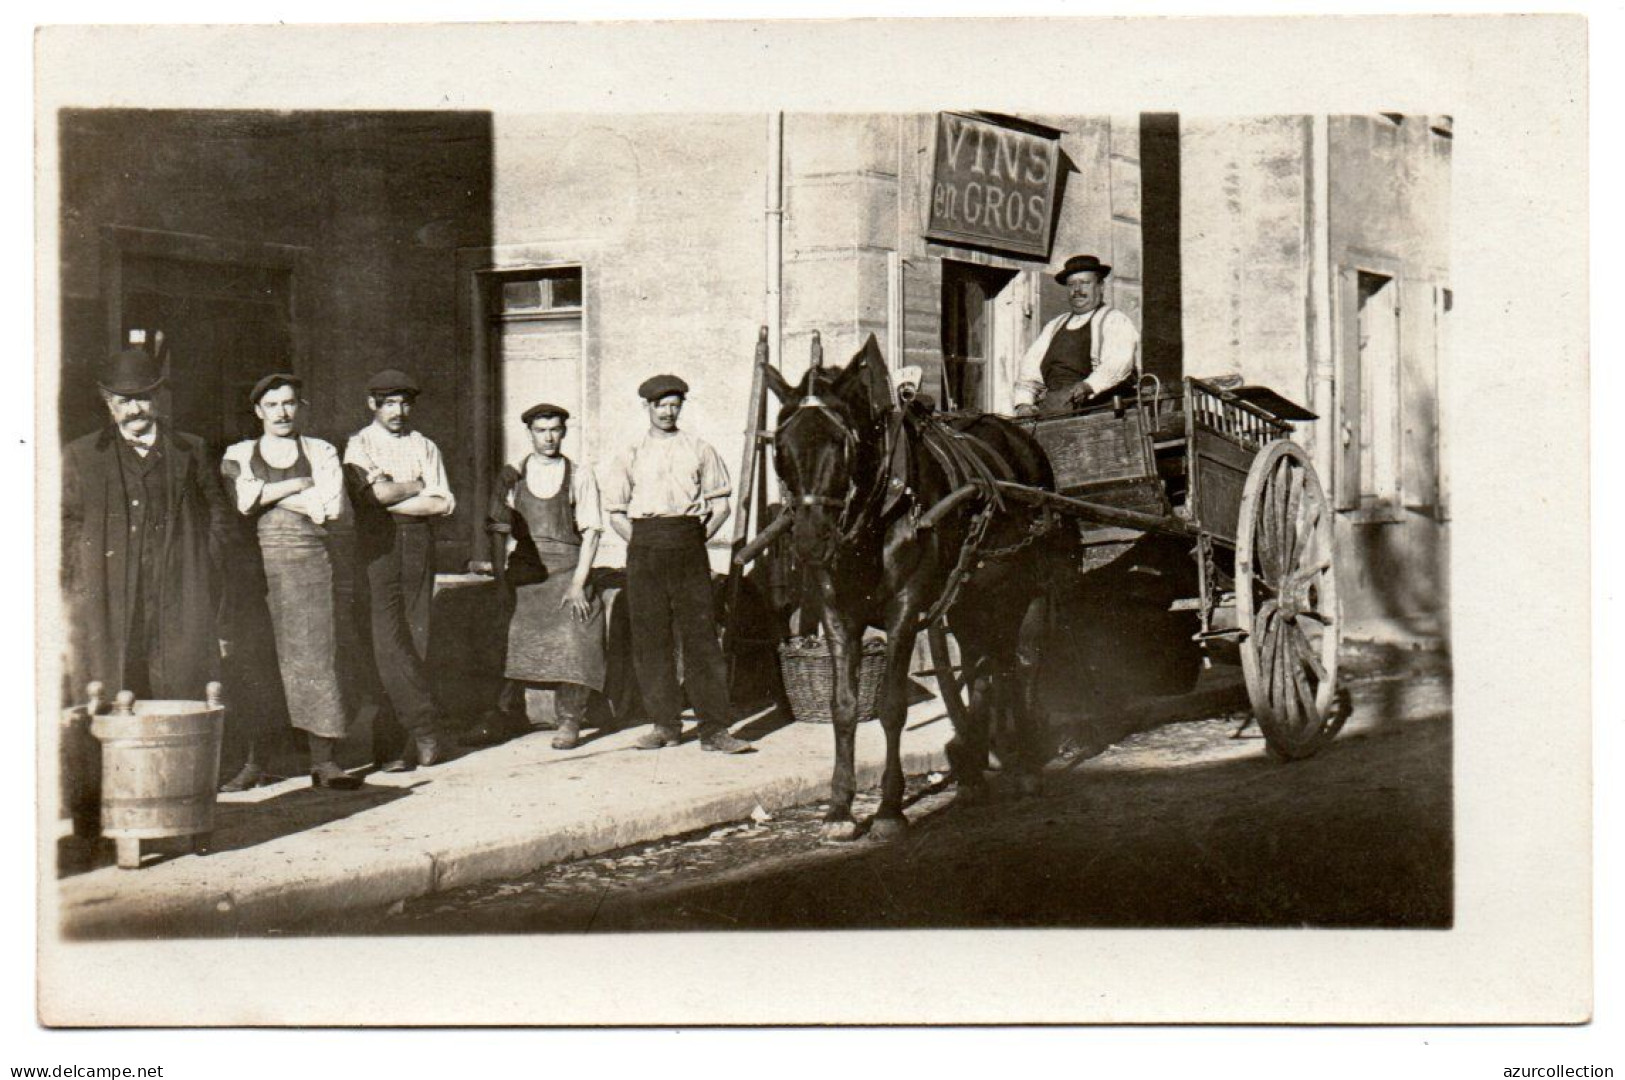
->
[[1333, 266, 1362, 510], [1401, 280, 1439, 511], [1435, 285, 1452, 521]]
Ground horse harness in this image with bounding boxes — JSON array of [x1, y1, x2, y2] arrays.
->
[[776, 392, 1053, 626]]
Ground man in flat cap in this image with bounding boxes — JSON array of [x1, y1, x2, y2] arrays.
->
[[603, 376, 752, 754], [1012, 254, 1142, 417], [218, 375, 361, 790], [61, 348, 233, 707], [344, 369, 456, 772], [474, 403, 607, 751]]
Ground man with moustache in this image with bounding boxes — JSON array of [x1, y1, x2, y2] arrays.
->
[[61, 347, 232, 705], [219, 375, 361, 790], [1011, 254, 1142, 418], [603, 375, 752, 755], [344, 369, 456, 773]]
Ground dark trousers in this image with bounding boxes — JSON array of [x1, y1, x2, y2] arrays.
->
[[627, 517, 730, 730], [363, 517, 438, 740]]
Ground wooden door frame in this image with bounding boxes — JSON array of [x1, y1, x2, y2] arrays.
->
[[1332, 249, 1405, 523], [456, 242, 598, 563]]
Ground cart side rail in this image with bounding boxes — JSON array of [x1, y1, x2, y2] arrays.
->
[[1187, 377, 1294, 452]]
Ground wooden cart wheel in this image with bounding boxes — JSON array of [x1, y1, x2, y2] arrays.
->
[[927, 622, 971, 729], [1236, 440, 1343, 759]]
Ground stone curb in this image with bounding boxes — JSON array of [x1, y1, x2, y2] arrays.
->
[[60, 669, 1263, 938]]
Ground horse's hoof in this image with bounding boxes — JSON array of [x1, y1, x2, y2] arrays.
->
[[1014, 773, 1043, 800], [867, 815, 909, 842], [821, 819, 861, 843], [953, 783, 992, 808]]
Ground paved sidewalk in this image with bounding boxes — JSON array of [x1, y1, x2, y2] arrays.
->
[[56, 697, 958, 938], [54, 664, 1276, 939]]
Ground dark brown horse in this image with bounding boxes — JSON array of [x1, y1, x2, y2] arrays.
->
[[761, 335, 1074, 841]]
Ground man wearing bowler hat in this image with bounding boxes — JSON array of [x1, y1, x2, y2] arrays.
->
[[603, 375, 752, 754], [61, 348, 233, 705], [1012, 254, 1142, 418], [344, 369, 456, 772]]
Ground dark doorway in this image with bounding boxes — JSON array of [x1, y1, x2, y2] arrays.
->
[[940, 260, 1017, 412], [119, 254, 294, 460], [1139, 112, 1183, 383]]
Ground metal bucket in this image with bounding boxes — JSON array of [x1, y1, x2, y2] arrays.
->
[[90, 684, 224, 869]]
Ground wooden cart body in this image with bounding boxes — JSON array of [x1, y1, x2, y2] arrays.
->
[[995, 376, 1344, 758]]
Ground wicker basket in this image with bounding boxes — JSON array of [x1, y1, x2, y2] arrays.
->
[[778, 636, 887, 724]]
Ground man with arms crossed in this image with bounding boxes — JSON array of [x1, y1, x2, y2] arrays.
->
[[344, 369, 456, 772]]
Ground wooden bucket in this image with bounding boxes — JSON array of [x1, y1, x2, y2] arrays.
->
[[58, 683, 106, 842], [90, 685, 224, 867]]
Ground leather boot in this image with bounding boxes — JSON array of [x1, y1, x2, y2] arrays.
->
[[551, 718, 583, 750], [310, 760, 364, 790], [634, 724, 682, 750], [698, 726, 754, 755], [219, 762, 265, 793]]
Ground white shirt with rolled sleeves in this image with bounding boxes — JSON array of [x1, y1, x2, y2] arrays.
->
[[1012, 305, 1142, 409], [342, 422, 457, 514], [220, 436, 346, 524], [602, 430, 731, 520]]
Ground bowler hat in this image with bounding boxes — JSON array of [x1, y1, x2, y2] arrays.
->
[[366, 368, 420, 397], [96, 348, 165, 397], [521, 402, 570, 425], [638, 374, 689, 402], [1055, 254, 1112, 285], [249, 373, 302, 405]]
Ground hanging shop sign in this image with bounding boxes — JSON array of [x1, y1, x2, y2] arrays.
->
[[925, 112, 1062, 259]]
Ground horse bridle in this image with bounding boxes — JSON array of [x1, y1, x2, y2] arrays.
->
[[774, 393, 877, 533]]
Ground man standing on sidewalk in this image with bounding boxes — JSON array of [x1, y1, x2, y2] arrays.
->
[[475, 402, 608, 752], [62, 347, 232, 705], [602, 375, 752, 755], [344, 369, 456, 772]]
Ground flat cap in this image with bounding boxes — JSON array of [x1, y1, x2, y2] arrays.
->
[[366, 368, 420, 397], [249, 373, 302, 405], [96, 348, 165, 397], [637, 374, 689, 402], [521, 402, 571, 425]]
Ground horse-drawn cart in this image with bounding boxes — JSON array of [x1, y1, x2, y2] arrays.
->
[[732, 330, 1344, 837], [924, 376, 1343, 760]]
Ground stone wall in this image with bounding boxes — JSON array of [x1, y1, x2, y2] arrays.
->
[[1178, 114, 1452, 642]]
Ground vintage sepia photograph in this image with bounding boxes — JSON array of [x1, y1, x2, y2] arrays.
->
[[27, 15, 1592, 1034], [48, 106, 1454, 936]]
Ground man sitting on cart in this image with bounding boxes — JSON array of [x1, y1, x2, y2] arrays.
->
[[1011, 254, 1141, 418]]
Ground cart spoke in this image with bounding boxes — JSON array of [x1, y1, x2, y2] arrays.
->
[[1292, 557, 1332, 586], [1267, 459, 1291, 583], [1293, 625, 1328, 683], [1258, 603, 1281, 696], [1293, 490, 1319, 555], [1275, 460, 1297, 572], [1290, 654, 1321, 729], [1283, 462, 1304, 571], [1271, 623, 1295, 730]]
